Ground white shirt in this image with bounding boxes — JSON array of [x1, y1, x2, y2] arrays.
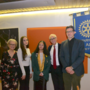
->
[[50, 43, 60, 66], [17, 48, 32, 76]]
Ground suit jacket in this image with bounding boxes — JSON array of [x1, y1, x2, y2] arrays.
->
[[31, 52, 51, 81], [48, 43, 62, 68], [60, 38, 85, 76]]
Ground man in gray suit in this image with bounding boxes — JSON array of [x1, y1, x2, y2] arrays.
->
[[60, 26, 85, 90]]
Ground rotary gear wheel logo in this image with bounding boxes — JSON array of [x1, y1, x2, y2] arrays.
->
[[79, 20, 90, 38]]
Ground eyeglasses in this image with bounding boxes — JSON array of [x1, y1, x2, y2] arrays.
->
[[50, 37, 56, 40], [66, 31, 74, 33], [9, 44, 16, 46]]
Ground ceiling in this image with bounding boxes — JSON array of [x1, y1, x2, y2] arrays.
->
[[55, 0, 90, 8], [0, 0, 90, 14], [0, 0, 55, 10]]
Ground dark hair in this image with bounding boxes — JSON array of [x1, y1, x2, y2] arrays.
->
[[34, 40, 49, 56], [20, 36, 29, 60], [66, 25, 75, 31]]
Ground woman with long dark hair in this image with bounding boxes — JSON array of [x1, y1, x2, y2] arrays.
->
[[17, 36, 32, 90], [31, 40, 50, 90]]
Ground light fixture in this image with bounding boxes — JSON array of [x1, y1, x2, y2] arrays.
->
[[0, 7, 89, 16]]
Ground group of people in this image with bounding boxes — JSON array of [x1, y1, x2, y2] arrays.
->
[[0, 25, 85, 90]]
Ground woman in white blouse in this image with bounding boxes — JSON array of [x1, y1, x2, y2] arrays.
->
[[17, 36, 32, 90]]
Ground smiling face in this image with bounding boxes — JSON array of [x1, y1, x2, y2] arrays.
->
[[50, 36, 57, 45], [39, 42, 44, 51], [8, 41, 16, 50], [66, 28, 75, 40], [23, 37, 28, 47]]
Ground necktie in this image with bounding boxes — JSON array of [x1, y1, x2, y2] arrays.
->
[[53, 45, 56, 69]]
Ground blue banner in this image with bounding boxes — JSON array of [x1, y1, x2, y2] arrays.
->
[[73, 12, 90, 57]]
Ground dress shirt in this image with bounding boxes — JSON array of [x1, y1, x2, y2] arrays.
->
[[17, 48, 32, 76], [50, 43, 60, 66]]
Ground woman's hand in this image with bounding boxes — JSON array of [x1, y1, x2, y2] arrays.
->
[[39, 72, 43, 76], [30, 74, 32, 78], [21, 75, 26, 80]]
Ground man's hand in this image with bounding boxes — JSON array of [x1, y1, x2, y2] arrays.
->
[[66, 66, 74, 74], [66, 67, 72, 73], [70, 70, 75, 74]]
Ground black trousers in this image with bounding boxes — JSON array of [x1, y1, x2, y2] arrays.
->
[[34, 76, 47, 90], [19, 66, 30, 90], [51, 65, 64, 90]]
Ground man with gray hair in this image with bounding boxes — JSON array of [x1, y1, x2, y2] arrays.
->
[[48, 34, 64, 90]]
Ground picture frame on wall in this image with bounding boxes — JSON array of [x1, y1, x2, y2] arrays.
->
[[0, 28, 19, 60]]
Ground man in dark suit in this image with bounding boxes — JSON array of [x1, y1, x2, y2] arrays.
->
[[48, 34, 64, 90], [60, 26, 85, 90]]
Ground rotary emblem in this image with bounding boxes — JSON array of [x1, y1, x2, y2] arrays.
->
[[79, 20, 90, 38]]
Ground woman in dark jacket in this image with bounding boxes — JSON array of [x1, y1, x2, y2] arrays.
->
[[31, 40, 50, 90]]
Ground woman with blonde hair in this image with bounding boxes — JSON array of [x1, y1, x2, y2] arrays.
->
[[0, 39, 19, 90]]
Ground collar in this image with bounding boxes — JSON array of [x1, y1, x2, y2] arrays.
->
[[53, 43, 58, 47], [68, 38, 75, 42]]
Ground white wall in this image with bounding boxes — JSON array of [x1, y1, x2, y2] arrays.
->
[[0, 8, 90, 90]]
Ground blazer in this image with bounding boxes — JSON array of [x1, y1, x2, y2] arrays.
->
[[48, 43, 62, 67], [60, 38, 85, 76], [31, 52, 51, 81]]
